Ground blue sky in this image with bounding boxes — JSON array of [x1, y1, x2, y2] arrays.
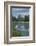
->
[[12, 8, 30, 18]]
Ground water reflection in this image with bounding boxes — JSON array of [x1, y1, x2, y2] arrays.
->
[[12, 22, 29, 36], [15, 22, 29, 31]]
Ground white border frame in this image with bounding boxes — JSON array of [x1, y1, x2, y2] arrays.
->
[[8, 4, 33, 42]]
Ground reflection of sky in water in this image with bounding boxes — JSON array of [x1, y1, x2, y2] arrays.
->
[[15, 23, 29, 31], [12, 8, 31, 18]]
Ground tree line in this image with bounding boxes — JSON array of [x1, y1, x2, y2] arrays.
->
[[12, 15, 29, 22]]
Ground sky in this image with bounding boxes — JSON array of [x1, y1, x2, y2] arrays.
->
[[12, 8, 31, 18]]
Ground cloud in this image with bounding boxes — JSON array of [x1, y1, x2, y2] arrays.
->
[[12, 8, 30, 18]]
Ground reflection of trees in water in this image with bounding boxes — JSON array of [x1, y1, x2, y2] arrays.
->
[[12, 22, 29, 36], [15, 22, 29, 31]]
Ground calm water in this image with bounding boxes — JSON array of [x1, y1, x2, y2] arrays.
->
[[15, 22, 29, 36], [15, 22, 29, 31]]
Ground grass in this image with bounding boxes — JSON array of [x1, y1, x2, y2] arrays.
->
[[12, 21, 29, 37], [13, 31, 29, 37]]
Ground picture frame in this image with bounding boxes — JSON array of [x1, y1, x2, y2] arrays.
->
[[4, 1, 35, 44]]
